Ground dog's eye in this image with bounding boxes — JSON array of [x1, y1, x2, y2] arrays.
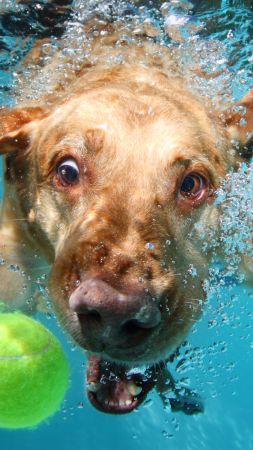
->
[[180, 173, 207, 199], [57, 158, 80, 186]]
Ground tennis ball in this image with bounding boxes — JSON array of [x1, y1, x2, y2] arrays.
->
[[0, 312, 70, 429]]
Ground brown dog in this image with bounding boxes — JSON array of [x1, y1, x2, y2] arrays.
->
[[0, 17, 252, 414]]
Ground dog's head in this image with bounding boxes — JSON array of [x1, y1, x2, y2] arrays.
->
[[0, 66, 252, 412]]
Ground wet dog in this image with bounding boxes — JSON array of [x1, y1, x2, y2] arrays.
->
[[0, 15, 252, 414]]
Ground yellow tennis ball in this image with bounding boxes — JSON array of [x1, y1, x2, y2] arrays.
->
[[0, 312, 70, 429]]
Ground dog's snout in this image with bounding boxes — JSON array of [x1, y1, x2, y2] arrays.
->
[[69, 278, 161, 341]]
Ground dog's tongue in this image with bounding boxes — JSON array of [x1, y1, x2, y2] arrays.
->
[[86, 355, 156, 414]]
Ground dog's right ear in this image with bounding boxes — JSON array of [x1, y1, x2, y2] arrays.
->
[[0, 106, 48, 154]]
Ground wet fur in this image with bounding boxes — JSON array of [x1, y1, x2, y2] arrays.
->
[[0, 18, 252, 365]]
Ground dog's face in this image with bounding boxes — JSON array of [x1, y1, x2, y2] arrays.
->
[[0, 67, 251, 413]]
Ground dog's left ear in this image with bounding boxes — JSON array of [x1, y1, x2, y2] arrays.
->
[[0, 106, 48, 154], [223, 89, 253, 159]]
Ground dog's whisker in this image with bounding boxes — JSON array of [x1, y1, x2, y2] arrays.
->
[[28, 266, 50, 272], [4, 265, 50, 273], [1, 218, 28, 222]]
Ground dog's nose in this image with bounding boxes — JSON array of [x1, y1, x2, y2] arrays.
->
[[69, 278, 161, 340]]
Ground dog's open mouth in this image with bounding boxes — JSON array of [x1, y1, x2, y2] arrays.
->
[[86, 355, 156, 414]]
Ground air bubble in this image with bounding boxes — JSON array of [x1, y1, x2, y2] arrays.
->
[[227, 30, 234, 39], [162, 430, 173, 439], [7, 264, 20, 272], [187, 264, 197, 277], [145, 242, 155, 250]]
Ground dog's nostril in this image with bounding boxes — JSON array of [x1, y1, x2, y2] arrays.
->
[[122, 319, 143, 335], [121, 315, 159, 336], [78, 309, 102, 323]]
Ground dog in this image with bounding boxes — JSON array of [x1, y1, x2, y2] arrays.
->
[[0, 12, 252, 415]]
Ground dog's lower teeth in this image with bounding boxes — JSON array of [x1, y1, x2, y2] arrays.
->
[[109, 401, 116, 407], [127, 382, 143, 396]]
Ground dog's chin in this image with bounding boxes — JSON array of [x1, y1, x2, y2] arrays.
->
[[65, 327, 159, 413], [61, 312, 173, 414], [69, 333, 159, 413]]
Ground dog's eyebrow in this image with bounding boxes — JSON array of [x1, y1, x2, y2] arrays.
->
[[56, 135, 86, 152], [171, 156, 213, 169], [48, 134, 87, 164], [172, 158, 192, 168]]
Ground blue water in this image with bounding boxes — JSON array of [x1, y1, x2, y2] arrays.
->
[[0, 2, 253, 449]]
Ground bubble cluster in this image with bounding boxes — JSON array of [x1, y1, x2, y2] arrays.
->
[[1, 0, 245, 108], [203, 163, 253, 292]]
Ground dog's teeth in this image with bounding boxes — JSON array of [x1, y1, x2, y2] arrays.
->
[[134, 386, 142, 396], [127, 382, 142, 396], [87, 382, 100, 392], [108, 400, 116, 407], [119, 399, 133, 407]]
